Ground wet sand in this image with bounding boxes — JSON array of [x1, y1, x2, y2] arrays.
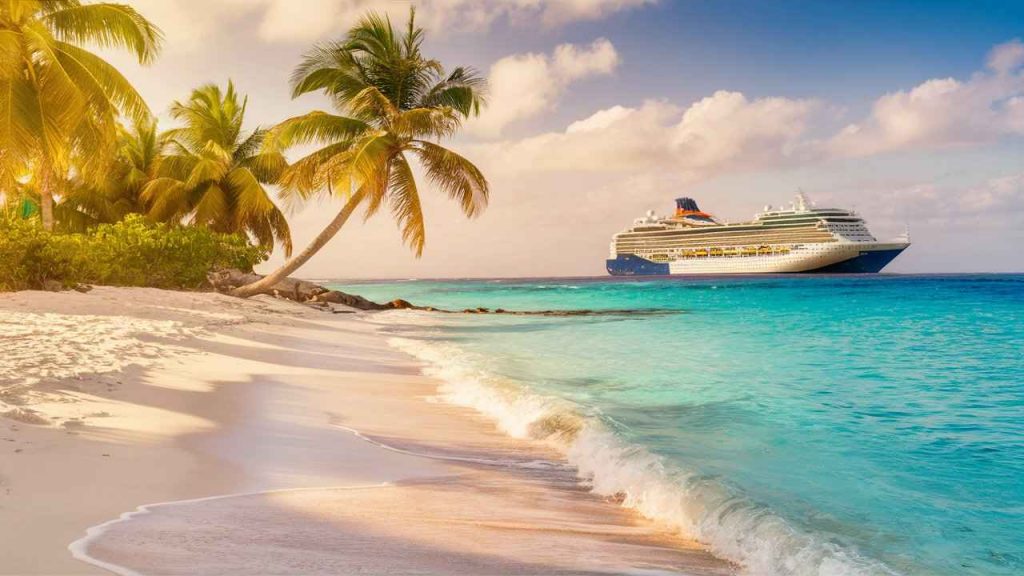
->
[[0, 287, 732, 575]]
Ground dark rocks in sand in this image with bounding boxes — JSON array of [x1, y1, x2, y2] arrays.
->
[[208, 268, 680, 318], [209, 269, 418, 311], [316, 290, 390, 310], [72, 283, 93, 293], [494, 308, 679, 317], [42, 280, 63, 292]]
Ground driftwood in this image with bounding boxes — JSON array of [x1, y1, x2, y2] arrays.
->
[[208, 269, 681, 317]]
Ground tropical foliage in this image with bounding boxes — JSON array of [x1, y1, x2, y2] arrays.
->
[[59, 118, 161, 229], [0, 213, 267, 291], [231, 8, 488, 297], [141, 82, 292, 255], [0, 4, 490, 293], [0, 0, 162, 230]]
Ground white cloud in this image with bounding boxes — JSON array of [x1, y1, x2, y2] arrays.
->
[[552, 38, 620, 80], [852, 172, 1024, 231], [121, 0, 257, 52], [829, 39, 1024, 157], [467, 38, 620, 137], [987, 38, 1024, 74], [258, 0, 356, 43], [471, 91, 819, 179], [125, 0, 654, 47], [538, 0, 655, 26]]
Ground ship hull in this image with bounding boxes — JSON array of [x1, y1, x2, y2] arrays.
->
[[606, 243, 908, 276], [805, 245, 906, 273]]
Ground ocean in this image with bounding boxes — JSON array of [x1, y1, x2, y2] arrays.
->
[[329, 275, 1024, 576]]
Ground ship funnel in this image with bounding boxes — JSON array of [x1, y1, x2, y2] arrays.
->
[[675, 197, 700, 212]]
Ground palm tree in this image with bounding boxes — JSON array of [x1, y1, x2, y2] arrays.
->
[[0, 0, 162, 231], [60, 118, 160, 228], [231, 9, 488, 298], [142, 82, 293, 256]]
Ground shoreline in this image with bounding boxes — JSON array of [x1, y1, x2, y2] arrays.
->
[[0, 287, 732, 575]]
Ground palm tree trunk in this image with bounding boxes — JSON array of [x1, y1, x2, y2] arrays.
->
[[39, 169, 55, 232], [230, 191, 364, 298]]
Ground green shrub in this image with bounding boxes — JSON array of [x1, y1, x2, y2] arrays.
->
[[0, 214, 268, 291]]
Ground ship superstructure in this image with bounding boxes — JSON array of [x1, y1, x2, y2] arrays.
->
[[606, 193, 909, 275]]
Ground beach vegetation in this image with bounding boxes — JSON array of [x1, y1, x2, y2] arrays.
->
[[0, 213, 267, 291], [230, 8, 488, 297]]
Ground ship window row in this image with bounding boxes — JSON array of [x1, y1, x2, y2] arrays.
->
[[615, 236, 837, 248], [759, 211, 852, 220], [616, 232, 837, 247], [615, 234, 836, 247], [619, 247, 798, 259], [619, 224, 821, 240]]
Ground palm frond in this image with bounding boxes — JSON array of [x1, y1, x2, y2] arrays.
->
[[225, 166, 292, 256], [233, 127, 265, 161], [190, 181, 229, 228], [393, 106, 461, 140], [290, 41, 364, 98], [265, 111, 369, 151], [277, 141, 354, 207], [267, 205, 293, 257], [53, 41, 149, 122], [0, 29, 22, 76], [336, 130, 394, 220], [419, 66, 487, 117], [388, 152, 424, 255], [346, 85, 399, 125], [44, 2, 162, 64], [142, 177, 190, 222], [413, 140, 488, 217], [243, 150, 287, 184], [0, 74, 40, 186]]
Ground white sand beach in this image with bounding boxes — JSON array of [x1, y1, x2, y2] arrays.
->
[[0, 287, 733, 575]]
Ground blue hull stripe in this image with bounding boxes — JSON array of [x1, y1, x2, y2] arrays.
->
[[606, 254, 670, 276], [607, 248, 906, 276]]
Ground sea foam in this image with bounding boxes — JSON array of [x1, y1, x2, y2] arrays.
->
[[388, 334, 900, 576]]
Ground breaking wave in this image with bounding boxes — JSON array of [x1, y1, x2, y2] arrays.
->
[[388, 334, 900, 576]]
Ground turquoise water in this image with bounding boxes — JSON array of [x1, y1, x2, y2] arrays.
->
[[330, 275, 1024, 576]]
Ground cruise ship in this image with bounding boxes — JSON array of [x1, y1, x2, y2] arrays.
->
[[607, 193, 909, 275]]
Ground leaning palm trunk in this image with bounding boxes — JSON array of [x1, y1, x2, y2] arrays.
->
[[230, 191, 364, 298], [229, 10, 488, 299]]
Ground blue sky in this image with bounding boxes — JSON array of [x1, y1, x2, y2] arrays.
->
[[115, 0, 1024, 276], [443, 0, 1024, 129]]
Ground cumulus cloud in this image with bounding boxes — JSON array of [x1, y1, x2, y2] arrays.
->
[[467, 38, 619, 137], [470, 92, 819, 179], [120, 0, 257, 51], [828, 39, 1024, 157], [536, 0, 655, 27], [472, 38, 1024, 181], [854, 172, 1024, 231], [125, 0, 654, 47]]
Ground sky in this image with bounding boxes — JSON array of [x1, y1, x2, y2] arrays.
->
[[108, 0, 1024, 277]]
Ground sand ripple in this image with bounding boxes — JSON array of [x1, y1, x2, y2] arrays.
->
[[0, 310, 197, 396]]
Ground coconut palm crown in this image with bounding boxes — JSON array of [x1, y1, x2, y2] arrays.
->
[[59, 118, 160, 229], [231, 8, 488, 297], [142, 81, 292, 256], [0, 0, 163, 230]]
